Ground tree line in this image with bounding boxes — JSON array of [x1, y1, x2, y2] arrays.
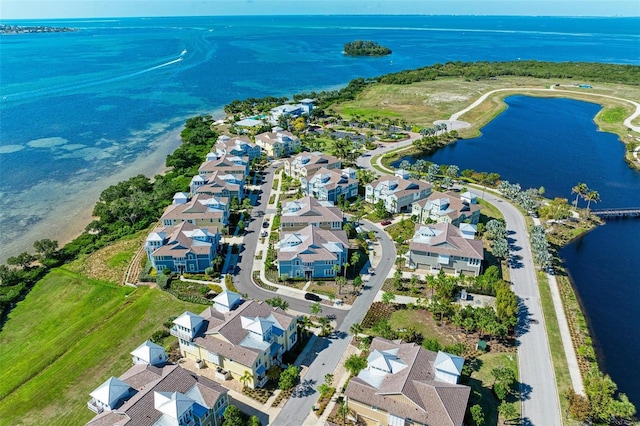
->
[[0, 115, 218, 325], [343, 40, 392, 56]]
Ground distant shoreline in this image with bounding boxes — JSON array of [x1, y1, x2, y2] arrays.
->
[[0, 24, 75, 34]]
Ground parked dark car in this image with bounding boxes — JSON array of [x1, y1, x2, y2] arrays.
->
[[304, 292, 322, 302], [262, 221, 269, 228], [381, 219, 392, 226]]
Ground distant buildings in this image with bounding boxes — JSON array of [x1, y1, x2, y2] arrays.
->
[[345, 337, 470, 426], [254, 130, 300, 158], [87, 341, 229, 426], [284, 151, 342, 180], [171, 291, 299, 389], [366, 170, 432, 214]]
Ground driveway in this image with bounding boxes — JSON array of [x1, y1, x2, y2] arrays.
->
[[231, 162, 348, 325], [272, 220, 396, 425]]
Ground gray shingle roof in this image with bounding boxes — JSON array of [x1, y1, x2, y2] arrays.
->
[[280, 196, 343, 225], [409, 223, 484, 260], [87, 365, 227, 426], [345, 338, 470, 426], [277, 225, 349, 262]]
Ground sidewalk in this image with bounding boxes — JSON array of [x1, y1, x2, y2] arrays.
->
[[250, 172, 386, 310], [531, 219, 585, 395]]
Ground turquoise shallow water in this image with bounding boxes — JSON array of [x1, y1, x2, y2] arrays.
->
[[1, 14, 639, 405]]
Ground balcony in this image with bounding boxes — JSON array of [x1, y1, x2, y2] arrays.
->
[[87, 399, 104, 414], [170, 327, 193, 341]]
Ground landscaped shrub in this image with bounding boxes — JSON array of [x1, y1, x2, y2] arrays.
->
[[208, 284, 223, 294], [156, 274, 171, 289], [151, 329, 169, 344]]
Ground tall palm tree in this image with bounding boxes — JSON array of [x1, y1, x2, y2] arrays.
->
[[350, 323, 363, 341], [350, 252, 361, 273], [318, 317, 332, 337], [584, 190, 601, 213], [571, 182, 588, 208], [298, 315, 313, 336], [240, 370, 253, 389]]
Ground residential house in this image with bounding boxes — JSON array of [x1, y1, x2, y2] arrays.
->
[[198, 155, 249, 180], [276, 225, 349, 280], [280, 196, 344, 231], [345, 337, 470, 426], [171, 291, 299, 389], [131, 340, 168, 366], [284, 152, 341, 180], [87, 344, 229, 426], [407, 223, 484, 276], [254, 130, 300, 158], [145, 222, 220, 274], [190, 171, 244, 202], [269, 99, 314, 123], [161, 194, 230, 232], [214, 135, 261, 162], [366, 170, 432, 214], [302, 167, 358, 203], [412, 190, 480, 226]]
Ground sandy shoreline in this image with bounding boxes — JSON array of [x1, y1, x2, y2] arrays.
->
[[0, 126, 184, 263]]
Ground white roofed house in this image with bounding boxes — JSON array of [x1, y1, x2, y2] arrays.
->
[[145, 222, 220, 274], [161, 194, 230, 232], [407, 223, 484, 276], [366, 171, 432, 214], [302, 167, 358, 203], [284, 151, 342, 180], [254, 130, 300, 158], [345, 337, 470, 426], [214, 135, 261, 162], [280, 196, 344, 231], [170, 292, 299, 390], [189, 171, 244, 202], [276, 225, 349, 280], [87, 341, 229, 426], [412, 190, 481, 227], [131, 340, 168, 366]]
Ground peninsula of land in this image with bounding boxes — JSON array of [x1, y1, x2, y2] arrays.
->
[[0, 24, 75, 34]]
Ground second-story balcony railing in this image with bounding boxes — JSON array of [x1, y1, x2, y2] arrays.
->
[[170, 326, 193, 341]]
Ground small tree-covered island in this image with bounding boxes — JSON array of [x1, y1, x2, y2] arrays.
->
[[343, 40, 392, 56]]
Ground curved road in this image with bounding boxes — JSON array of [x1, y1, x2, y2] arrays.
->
[[231, 161, 397, 425]]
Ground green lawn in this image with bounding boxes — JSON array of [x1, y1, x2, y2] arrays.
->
[[0, 268, 201, 426], [468, 352, 520, 425], [537, 272, 573, 421]]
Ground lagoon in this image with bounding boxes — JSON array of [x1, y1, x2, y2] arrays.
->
[[393, 95, 640, 406]]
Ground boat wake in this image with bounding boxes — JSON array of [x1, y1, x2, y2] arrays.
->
[[3, 53, 186, 103]]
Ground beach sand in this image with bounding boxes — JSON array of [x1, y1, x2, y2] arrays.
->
[[0, 127, 184, 263]]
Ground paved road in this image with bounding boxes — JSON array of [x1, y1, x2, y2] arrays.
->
[[273, 220, 396, 425], [357, 129, 562, 425], [480, 190, 562, 426], [231, 162, 349, 324]]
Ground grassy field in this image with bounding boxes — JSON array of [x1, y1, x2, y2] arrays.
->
[[65, 229, 149, 284], [332, 77, 640, 168], [468, 352, 520, 425], [0, 268, 201, 426]]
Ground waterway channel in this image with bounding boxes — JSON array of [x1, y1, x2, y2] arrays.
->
[[393, 95, 640, 406]]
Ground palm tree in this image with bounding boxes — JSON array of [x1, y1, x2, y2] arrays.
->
[[311, 302, 322, 316], [299, 315, 313, 336], [318, 316, 332, 336], [571, 182, 588, 208], [350, 323, 363, 341], [584, 190, 600, 213], [212, 255, 223, 272], [350, 252, 361, 274], [343, 261, 350, 278], [240, 370, 253, 389]]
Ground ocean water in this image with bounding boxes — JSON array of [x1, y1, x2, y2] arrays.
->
[[1, 14, 639, 404]]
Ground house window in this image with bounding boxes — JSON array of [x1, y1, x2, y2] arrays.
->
[[189, 264, 195, 271]]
